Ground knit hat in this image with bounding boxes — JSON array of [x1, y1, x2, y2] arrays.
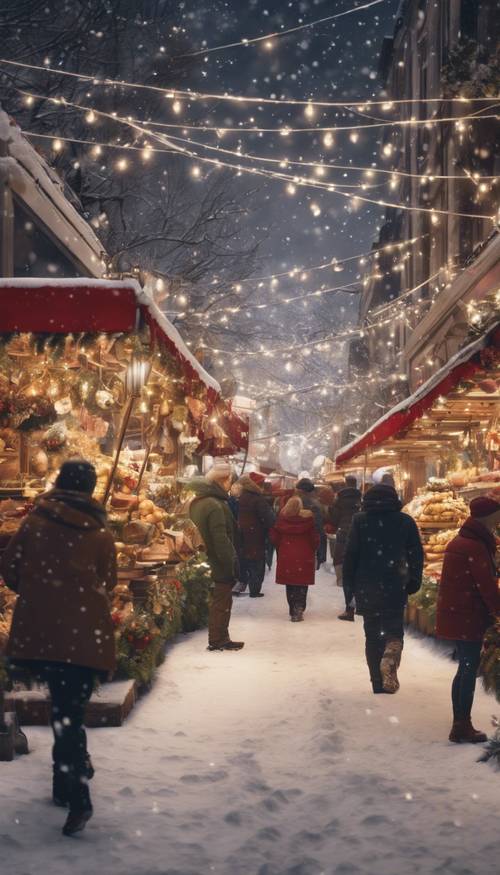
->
[[248, 471, 266, 486], [469, 496, 500, 518], [296, 478, 315, 493], [55, 459, 97, 495]]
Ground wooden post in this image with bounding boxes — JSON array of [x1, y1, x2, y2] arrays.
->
[[102, 395, 135, 505]]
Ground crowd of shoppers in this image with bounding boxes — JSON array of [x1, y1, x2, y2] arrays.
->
[[1, 458, 498, 841]]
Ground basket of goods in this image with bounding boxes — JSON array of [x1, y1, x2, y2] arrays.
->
[[426, 477, 451, 493], [413, 492, 468, 527], [424, 528, 458, 569]]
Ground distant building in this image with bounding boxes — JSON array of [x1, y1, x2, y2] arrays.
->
[[350, 0, 499, 400], [0, 109, 106, 278]]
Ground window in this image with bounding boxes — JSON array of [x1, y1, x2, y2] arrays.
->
[[13, 198, 84, 278]]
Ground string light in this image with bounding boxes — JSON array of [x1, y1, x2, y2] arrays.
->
[[3, 57, 498, 109], [18, 96, 496, 221], [181, 0, 387, 57]]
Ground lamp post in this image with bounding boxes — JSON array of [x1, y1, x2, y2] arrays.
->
[[102, 354, 151, 505]]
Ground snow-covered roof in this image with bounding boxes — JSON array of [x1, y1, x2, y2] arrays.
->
[[0, 109, 105, 277]]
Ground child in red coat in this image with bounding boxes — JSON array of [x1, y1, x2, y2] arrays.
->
[[270, 497, 320, 622]]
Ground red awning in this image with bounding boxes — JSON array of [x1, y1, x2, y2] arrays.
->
[[0, 278, 248, 455], [335, 324, 500, 467]]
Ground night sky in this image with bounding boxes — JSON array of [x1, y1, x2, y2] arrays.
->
[[177, 0, 400, 296], [163, 0, 402, 454]]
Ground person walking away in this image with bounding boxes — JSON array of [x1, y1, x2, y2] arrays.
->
[[329, 476, 362, 621], [436, 496, 500, 744], [189, 465, 243, 651], [237, 473, 275, 598], [343, 484, 424, 694], [270, 497, 320, 621], [1, 460, 116, 837]]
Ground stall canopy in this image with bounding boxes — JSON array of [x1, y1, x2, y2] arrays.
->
[[336, 323, 500, 468], [0, 277, 248, 455]]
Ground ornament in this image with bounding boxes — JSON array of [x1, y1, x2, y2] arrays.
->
[[95, 389, 115, 410], [54, 396, 73, 416]]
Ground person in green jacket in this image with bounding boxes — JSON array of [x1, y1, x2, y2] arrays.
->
[[189, 464, 244, 651]]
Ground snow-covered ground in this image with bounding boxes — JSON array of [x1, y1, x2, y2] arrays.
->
[[1, 566, 499, 875]]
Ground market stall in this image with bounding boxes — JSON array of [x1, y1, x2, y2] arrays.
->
[[0, 278, 248, 733], [335, 323, 500, 699]]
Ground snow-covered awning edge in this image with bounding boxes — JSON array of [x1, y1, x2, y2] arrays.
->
[[0, 276, 220, 395], [135, 286, 220, 394], [335, 322, 500, 467]]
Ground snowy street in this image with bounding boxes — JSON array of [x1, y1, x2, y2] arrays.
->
[[1, 566, 499, 875]]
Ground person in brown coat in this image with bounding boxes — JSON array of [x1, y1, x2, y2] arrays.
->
[[1, 460, 116, 837]]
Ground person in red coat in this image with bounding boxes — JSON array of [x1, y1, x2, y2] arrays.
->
[[270, 497, 320, 622], [436, 496, 500, 744]]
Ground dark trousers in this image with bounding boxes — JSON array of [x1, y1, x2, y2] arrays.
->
[[209, 582, 233, 647], [452, 640, 482, 721], [363, 608, 405, 687], [285, 585, 308, 616], [265, 539, 274, 571], [45, 663, 94, 812], [317, 534, 327, 569], [242, 558, 266, 596]]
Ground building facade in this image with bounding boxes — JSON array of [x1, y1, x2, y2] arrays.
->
[[351, 0, 499, 400]]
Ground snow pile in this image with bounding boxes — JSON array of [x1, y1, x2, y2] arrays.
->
[[0, 568, 498, 874]]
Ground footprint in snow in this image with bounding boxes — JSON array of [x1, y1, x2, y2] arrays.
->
[[293, 830, 324, 847], [284, 858, 324, 875], [224, 810, 243, 825], [318, 730, 344, 754], [257, 826, 282, 841], [361, 813, 390, 826], [180, 770, 228, 784]]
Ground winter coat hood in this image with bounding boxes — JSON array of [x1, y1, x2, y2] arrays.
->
[[362, 484, 402, 514], [238, 475, 263, 495], [35, 489, 108, 531], [458, 517, 496, 556], [274, 513, 315, 535], [188, 477, 230, 503]]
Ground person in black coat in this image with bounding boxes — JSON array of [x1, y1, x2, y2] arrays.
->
[[328, 475, 362, 621], [343, 484, 424, 695]]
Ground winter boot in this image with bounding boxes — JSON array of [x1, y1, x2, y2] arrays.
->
[[337, 607, 355, 622], [449, 719, 487, 744], [62, 778, 93, 836], [291, 609, 304, 623], [380, 639, 403, 694]]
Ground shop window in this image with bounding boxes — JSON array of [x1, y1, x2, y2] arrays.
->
[[13, 198, 84, 278]]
